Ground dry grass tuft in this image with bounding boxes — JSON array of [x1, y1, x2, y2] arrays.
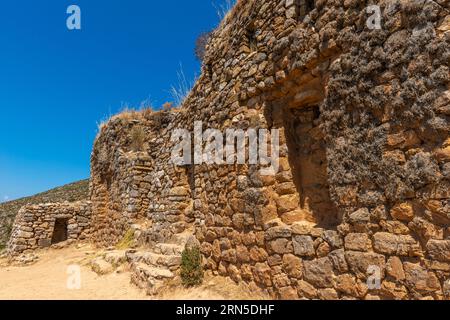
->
[[157, 273, 270, 300], [130, 125, 146, 152], [115, 229, 135, 250]]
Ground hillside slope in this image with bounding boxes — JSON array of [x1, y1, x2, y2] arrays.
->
[[0, 179, 89, 250]]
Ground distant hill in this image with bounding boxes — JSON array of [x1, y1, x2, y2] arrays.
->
[[0, 179, 89, 250]]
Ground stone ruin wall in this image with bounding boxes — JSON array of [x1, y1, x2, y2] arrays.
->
[[90, 112, 195, 248], [88, 0, 450, 299], [7, 201, 91, 256], [5, 0, 449, 300], [193, 0, 450, 300]]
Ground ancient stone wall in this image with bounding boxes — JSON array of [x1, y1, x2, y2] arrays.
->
[[90, 111, 195, 248], [7, 201, 91, 256], [89, 0, 449, 299]]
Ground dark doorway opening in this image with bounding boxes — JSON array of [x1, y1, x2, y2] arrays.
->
[[51, 218, 68, 244]]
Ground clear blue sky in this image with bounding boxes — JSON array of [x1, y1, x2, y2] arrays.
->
[[0, 0, 227, 202]]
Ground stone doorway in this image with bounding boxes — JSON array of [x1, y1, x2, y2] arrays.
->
[[51, 218, 68, 244]]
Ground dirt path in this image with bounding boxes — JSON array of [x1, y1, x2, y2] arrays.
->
[[0, 246, 268, 300], [0, 246, 148, 300]]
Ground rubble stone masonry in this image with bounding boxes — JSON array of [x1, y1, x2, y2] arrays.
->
[[7, 201, 91, 256]]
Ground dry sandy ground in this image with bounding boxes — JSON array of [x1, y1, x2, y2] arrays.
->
[[0, 246, 148, 300], [0, 246, 267, 300]]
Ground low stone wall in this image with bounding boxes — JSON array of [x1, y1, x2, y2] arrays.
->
[[7, 201, 91, 256]]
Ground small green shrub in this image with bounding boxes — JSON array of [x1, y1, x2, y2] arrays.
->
[[180, 246, 203, 287]]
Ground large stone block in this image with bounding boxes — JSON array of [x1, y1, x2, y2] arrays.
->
[[293, 235, 315, 257], [268, 238, 293, 254], [403, 262, 441, 293], [390, 202, 414, 222], [344, 233, 371, 252], [328, 249, 349, 273], [303, 257, 334, 288], [322, 230, 343, 249], [334, 274, 366, 298], [264, 225, 292, 240], [345, 251, 386, 280], [282, 253, 303, 279], [296, 280, 318, 299], [373, 232, 421, 257], [426, 240, 450, 262], [386, 256, 405, 281], [253, 262, 272, 287], [38, 239, 51, 248]]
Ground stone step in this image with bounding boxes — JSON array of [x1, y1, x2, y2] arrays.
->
[[154, 243, 184, 255], [171, 233, 191, 246], [130, 262, 175, 295], [127, 251, 181, 271], [104, 250, 127, 266], [136, 263, 174, 279]]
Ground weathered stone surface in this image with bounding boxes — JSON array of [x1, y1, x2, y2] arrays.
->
[[390, 202, 414, 222], [104, 251, 127, 266], [268, 238, 293, 254], [444, 279, 450, 298], [253, 263, 272, 287], [386, 256, 405, 281], [328, 249, 349, 273], [292, 235, 315, 257], [278, 286, 298, 300], [316, 241, 331, 257], [291, 221, 315, 235], [267, 254, 282, 267], [408, 217, 443, 241], [249, 247, 268, 262], [282, 254, 303, 279], [303, 257, 334, 288], [265, 225, 292, 240], [236, 245, 250, 263], [276, 195, 299, 214], [322, 230, 343, 249], [403, 262, 441, 293], [91, 258, 114, 275], [296, 280, 318, 299], [426, 240, 450, 262], [347, 208, 370, 225], [380, 281, 408, 300], [335, 274, 368, 298], [380, 220, 410, 235], [345, 251, 385, 280], [344, 233, 371, 252], [38, 239, 51, 248], [373, 232, 421, 256], [318, 288, 339, 300]]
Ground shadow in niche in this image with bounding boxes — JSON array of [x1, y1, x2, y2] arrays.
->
[[282, 104, 339, 228], [51, 218, 68, 244], [296, 0, 315, 21]]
